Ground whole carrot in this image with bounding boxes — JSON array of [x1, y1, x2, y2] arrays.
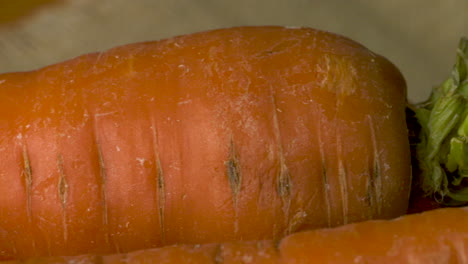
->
[[3, 206, 467, 264], [0, 26, 410, 259]]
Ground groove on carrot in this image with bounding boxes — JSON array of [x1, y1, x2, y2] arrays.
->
[[91, 111, 112, 248], [368, 115, 383, 216], [57, 153, 69, 242], [269, 89, 292, 231], [225, 139, 241, 202], [225, 138, 242, 234], [318, 113, 332, 227], [277, 163, 291, 201], [21, 145, 38, 253], [22, 146, 33, 222], [156, 160, 165, 243], [335, 79, 349, 225], [278, 160, 293, 234], [336, 128, 349, 225], [321, 163, 332, 227], [364, 159, 375, 210], [269, 92, 291, 200], [150, 120, 166, 244], [96, 143, 110, 246]]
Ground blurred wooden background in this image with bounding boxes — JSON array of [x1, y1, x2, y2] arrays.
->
[[0, 0, 467, 102]]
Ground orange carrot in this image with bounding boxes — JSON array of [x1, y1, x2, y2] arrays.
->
[[3, 207, 467, 263], [0, 26, 410, 259]]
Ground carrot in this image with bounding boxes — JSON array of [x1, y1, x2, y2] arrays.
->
[[3, 206, 467, 264], [0, 26, 410, 259]]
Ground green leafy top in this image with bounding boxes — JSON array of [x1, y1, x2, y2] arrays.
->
[[415, 37, 468, 206]]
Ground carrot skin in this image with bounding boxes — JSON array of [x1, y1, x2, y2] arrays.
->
[[0, 26, 410, 258], [280, 207, 468, 263], [4, 207, 468, 264]]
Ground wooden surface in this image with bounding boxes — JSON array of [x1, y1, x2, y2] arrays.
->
[[0, 0, 467, 102]]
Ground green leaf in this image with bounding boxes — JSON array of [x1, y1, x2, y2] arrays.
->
[[446, 188, 468, 205], [425, 95, 464, 160], [458, 81, 468, 98], [446, 137, 466, 173], [414, 37, 468, 205]]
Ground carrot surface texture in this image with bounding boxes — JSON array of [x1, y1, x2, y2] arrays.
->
[[0, 26, 410, 259], [2, 206, 467, 264]]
